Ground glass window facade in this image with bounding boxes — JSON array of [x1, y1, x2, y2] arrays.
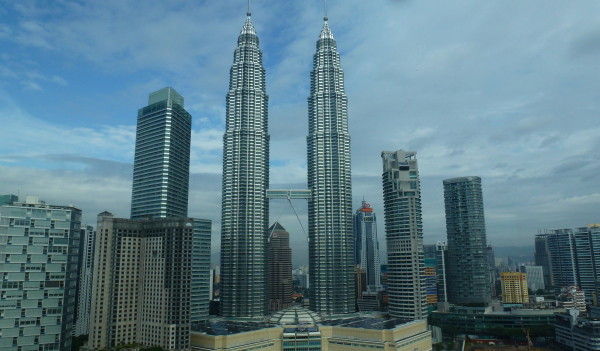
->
[[0, 201, 81, 351]]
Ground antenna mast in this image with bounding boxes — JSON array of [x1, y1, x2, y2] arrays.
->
[[324, 0, 328, 20], [247, 0, 251, 16]]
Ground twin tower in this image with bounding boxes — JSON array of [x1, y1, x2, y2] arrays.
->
[[220, 12, 353, 317]]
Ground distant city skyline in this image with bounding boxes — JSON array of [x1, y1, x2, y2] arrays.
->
[[1, 1, 600, 265]]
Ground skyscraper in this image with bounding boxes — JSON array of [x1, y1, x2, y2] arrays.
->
[[307, 16, 354, 315], [543, 229, 578, 290], [89, 212, 200, 351], [537, 225, 600, 301], [75, 225, 95, 336], [487, 245, 498, 297], [435, 241, 449, 303], [353, 201, 382, 292], [220, 11, 270, 317], [131, 87, 192, 220], [443, 176, 491, 304], [268, 222, 293, 312], [191, 219, 213, 323], [0, 196, 81, 351], [381, 150, 427, 320], [573, 224, 600, 302], [534, 234, 554, 287]]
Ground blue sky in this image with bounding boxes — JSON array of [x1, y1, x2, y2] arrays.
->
[[1, 0, 600, 266]]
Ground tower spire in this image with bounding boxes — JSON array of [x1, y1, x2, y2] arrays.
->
[[324, 0, 328, 21], [247, 0, 251, 16]]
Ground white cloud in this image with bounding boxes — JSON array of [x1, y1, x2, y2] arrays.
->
[[1, 0, 600, 264]]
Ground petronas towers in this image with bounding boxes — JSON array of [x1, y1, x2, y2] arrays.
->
[[220, 12, 270, 317], [220, 12, 353, 317], [307, 17, 354, 315]]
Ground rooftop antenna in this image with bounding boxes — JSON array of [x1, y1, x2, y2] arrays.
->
[[324, 0, 328, 20], [247, 0, 251, 16]]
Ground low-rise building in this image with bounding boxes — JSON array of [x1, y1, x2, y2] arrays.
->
[[191, 306, 432, 351], [429, 304, 562, 336], [558, 285, 587, 312], [555, 309, 600, 350]]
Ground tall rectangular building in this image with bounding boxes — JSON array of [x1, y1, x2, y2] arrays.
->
[[435, 241, 449, 303], [131, 87, 192, 220], [353, 201, 382, 292], [573, 224, 600, 302], [381, 150, 427, 319], [307, 17, 354, 315], [443, 176, 491, 305], [0, 196, 81, 351], [545, 229, 578, 290], [74, 225, 95, 336], [191, 219, 212, 323], [500, 272, 529, 304], [268, 222, 293, 312], [534, 234, 554, 287], [89, 212, 207, 351]]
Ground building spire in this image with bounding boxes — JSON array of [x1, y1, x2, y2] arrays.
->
[[247, 0, 251, 16], [324, 0, 328, 21]]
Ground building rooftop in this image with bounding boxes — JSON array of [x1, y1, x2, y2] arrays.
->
[[192, 320, 274, 336], [269, 306, 321, 325], [192, 308, 416, 335], [320, 316, 413, 330]]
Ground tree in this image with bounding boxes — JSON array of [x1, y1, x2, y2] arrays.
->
[[140, 347, 165, 351], [71, 335, 88, 351]]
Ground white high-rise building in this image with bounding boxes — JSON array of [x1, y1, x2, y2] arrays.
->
[[381, 150, 427, 320], [520, 265, 545, 292]]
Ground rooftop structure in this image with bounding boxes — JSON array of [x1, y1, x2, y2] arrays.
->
[[190, 307, 432, 351]]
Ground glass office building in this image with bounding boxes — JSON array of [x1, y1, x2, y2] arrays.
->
[[131, 87, 192, 220], [353, 201, 382, 292], [443, 176, 491, 304], [0, 197, 81, 351]]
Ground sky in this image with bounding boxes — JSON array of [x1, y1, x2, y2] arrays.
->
[[1, 0, 599, 267]]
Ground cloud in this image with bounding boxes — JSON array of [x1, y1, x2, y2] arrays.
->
[[1, 0, 600, 266]]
